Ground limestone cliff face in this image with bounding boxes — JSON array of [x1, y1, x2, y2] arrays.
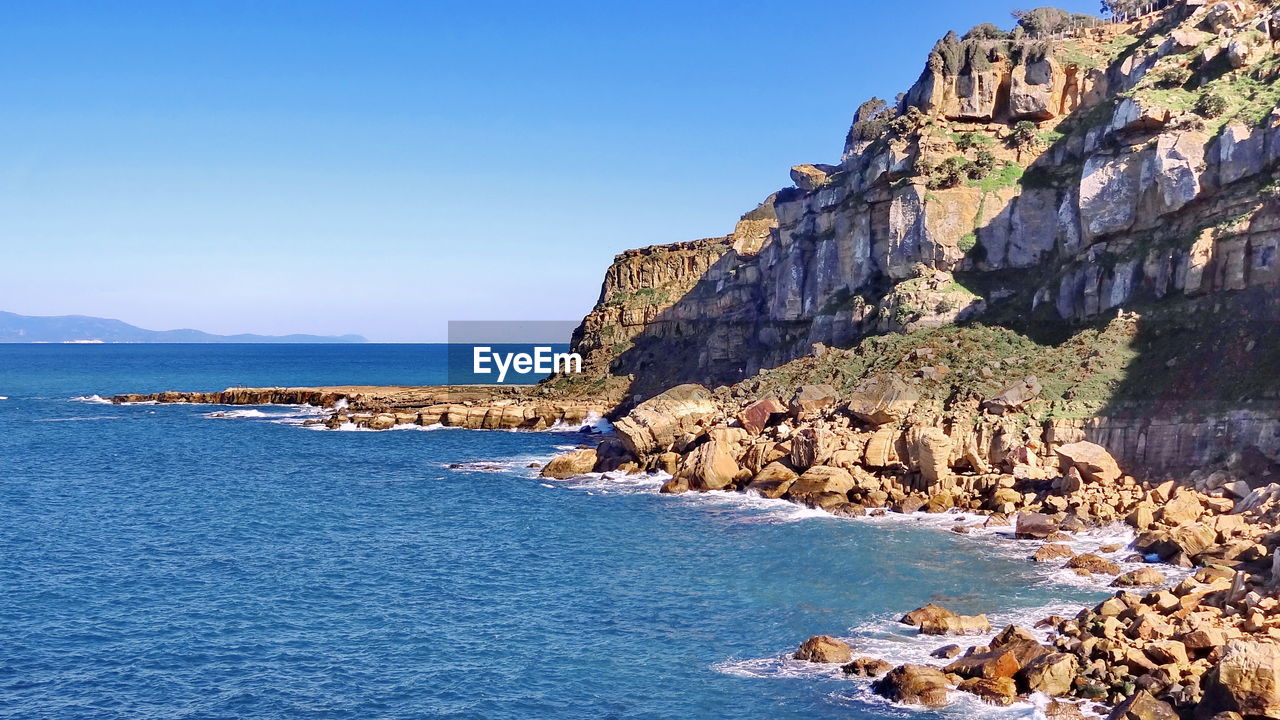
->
[[570, 0, 1280, 405]]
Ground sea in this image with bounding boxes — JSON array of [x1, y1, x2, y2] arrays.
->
[[0, 344, 1152, 719]]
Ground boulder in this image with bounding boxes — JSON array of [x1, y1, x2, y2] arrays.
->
[[659, 476, 689, 494], [677, 440, 741, 491], [984, 376, 1042, 415], [901, 603, 958, 627], [790, 465, 855, 497], [1066, 554, 1122, 576], [1105, 690, 1177, 720], [794, 635, 853, 664], [736, 395, 786, 435], [908, 426, 952, 486], [872, 664, 950, 708], [788, 384, 838, 417], [1112, 568, 1167, 588], [842, 656, 892, 677], [931, 644, 962, 659], [847, 374, 919, 425], [790, 163, 838, 191], [1034, 544, 1077, 563], [745, 462, 798, 498], [1199, 641, 1280, 719], [790, 427, 835, 470], [614, 384, 717, 457], [541, 448, 599, 479], [1016, 512, 1059, 539], [921, 614, 991, 636], [958, 676, 1017, 706], [1157, 490, 1203, 526], [1054, 441, 1121, 483], [944, 648, 1020, 680], [1021, 652, 1077, 695]]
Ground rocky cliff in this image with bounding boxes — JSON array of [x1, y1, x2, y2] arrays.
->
[[565, 0, 1280, 422]]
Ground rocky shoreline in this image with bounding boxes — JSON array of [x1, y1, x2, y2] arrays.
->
[[112, 386, 610, 432], [539, 380, 1280, 719]]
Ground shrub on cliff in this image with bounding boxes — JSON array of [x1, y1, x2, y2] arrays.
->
[[847, 97, 897, 145], [1195, 91, 1229, 119], [964, 23, 1009, 41]]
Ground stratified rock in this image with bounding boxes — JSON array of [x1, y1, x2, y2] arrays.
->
[[541, 448, 598, 479], [872, 664, 950, 708], [789, 465, 855, 497], [1054, 441, 1122, 483], [908, 426, 951, 486], [790, 163, 838, 191], [1199, 641, 1280, 719], [794, 635, 853, 663], [614, 384, 717, 457], [677, 440, 741, 491], [846, 374, 918, 425]]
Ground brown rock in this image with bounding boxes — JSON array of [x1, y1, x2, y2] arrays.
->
[[789, 465, 855, 497], [540, 448, 599, 479], [1021, 652, 1077, 695], [1034, 544, 1077, 563], [1016, 512, 1059, 539], [745, 462, 799, 498], [984, 376, 1042, 415], [1066, 554, 1122, 576], [1199, 641, 1280, 719], [614, 384, 717, 457], [1105, 690, 1177, 720], [945, 648, 1020, 679], [842, 656, 892, 677], [794, 634, 853, 664], [788, 384, 838, 417], [872, 664, 950, 708], [847, 374, 919, 425], [1112, 568, 1167, 588], [958, 676, 1017, 706], [921, 614, 991, 636], [1054, 441, 1122, 484], [677, 440, 741, 491], [931, 644, 962, 659], [736, 395, 786, 435], [659, 476, 689, 494], [901, 603, 958, 627]]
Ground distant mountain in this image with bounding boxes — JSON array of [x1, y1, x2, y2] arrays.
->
[[0, 311, 366, 344]]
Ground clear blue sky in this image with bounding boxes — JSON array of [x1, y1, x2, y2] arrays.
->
[[0, 0, 1096, 342]]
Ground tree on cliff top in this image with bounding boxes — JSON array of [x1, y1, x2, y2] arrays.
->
[[1012, 7, 1102, 37]]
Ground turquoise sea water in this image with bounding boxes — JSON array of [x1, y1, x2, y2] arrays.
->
[[0, 345, 1125, 719]]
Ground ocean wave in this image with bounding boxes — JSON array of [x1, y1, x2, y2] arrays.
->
[[69, 394, 113, 405], [0, 396, 8, 400], [33, 416, 124, 423]]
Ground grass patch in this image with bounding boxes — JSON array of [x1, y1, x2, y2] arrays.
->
[[968, 162, 1024, 192]]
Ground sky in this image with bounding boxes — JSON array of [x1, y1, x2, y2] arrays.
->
[[0, 0, 1098, 342]]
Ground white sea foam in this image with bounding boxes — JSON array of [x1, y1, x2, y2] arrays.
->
[[543, 412, 614, 434], [0, 396, 8, 400], [69, 394, 113, 405]]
